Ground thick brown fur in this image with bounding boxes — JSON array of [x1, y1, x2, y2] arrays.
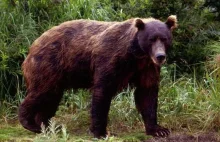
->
[[19, 16, 177, 138]]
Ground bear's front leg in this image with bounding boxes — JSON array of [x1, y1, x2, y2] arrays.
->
[[90, 86, 115, 138], [134, 86, 170, 137]]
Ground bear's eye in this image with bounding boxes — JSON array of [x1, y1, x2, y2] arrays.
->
[[160, 38, 167, 42], [149, 37, 157, 42]]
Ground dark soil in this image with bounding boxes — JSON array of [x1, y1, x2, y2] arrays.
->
[[146, 132, 219, 142]]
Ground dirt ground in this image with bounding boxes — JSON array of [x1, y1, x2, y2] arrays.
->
[[146, 132, 220, 142]]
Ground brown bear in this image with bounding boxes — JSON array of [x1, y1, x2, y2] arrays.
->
[[19, 15, 177, 138]]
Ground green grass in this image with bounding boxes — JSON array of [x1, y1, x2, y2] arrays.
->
[[0, 122, 35, 142], [158, 62, 220, 132], [1, 63, 220, 141], [1, 58, 220, 141], [0, 119, 151, 142]]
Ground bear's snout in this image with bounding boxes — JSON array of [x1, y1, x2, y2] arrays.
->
[[156, 53, 166, 64]]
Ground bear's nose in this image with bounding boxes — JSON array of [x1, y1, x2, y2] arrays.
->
[[156, 54, 166, 62]]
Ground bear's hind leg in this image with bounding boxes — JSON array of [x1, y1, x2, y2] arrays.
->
[[18, 90, 63, 133], [18, 94, 41, 133], [34, 91, 63, 128]]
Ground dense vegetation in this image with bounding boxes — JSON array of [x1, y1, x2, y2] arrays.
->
[[0, 0, 220, 141]]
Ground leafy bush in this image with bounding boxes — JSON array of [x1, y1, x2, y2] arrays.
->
[[167, 11, 220, 76], [0, 2, 38, 101], [204, 0, 220, 20]]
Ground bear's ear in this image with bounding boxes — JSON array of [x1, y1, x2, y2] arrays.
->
[[165, 15, 177, 30], [135, 19, 145, 30]]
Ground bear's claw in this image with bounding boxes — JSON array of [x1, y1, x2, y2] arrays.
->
[[147, 125, 170, 138]]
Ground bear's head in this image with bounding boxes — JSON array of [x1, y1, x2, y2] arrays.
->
[[135, 15, 177, 66]]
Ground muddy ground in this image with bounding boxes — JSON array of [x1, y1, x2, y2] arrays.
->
[[146, 132, 219, 142]]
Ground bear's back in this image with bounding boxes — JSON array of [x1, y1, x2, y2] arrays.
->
[[29, 20, 116, 51]]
